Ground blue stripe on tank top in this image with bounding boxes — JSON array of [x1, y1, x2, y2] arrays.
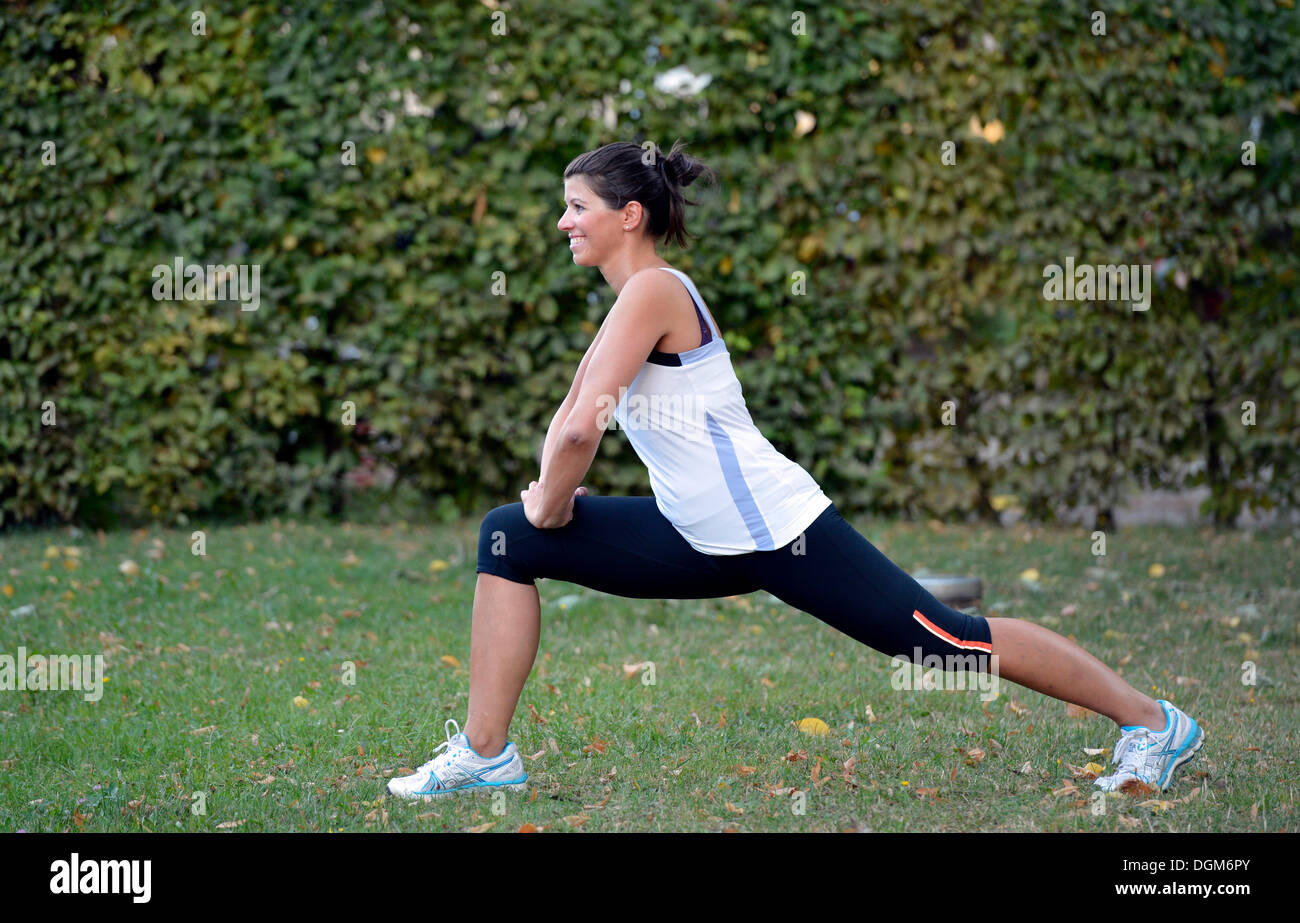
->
[[704, 411, 775, 550]]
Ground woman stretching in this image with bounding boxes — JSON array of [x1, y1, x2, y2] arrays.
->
[[387, 140, 1204, 801]]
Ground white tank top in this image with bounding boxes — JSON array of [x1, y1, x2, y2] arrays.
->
[[610, 267, 833, 555]]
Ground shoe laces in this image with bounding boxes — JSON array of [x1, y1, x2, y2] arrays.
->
[[1111, 726, 1153, 779], [415, 718, 469, 775]]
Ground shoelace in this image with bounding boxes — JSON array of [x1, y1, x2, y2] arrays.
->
[[1109, 727, 1153, 781], [415, 718, 468, 775]]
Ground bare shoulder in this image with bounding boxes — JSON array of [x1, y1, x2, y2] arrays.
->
[[612, 266, 680, 311]]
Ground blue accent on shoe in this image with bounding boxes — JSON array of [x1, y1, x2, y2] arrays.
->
[[414, 775, 528, 796], [1157, 716, 1203, 789]]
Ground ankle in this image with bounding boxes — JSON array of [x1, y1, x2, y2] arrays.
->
[[473, 740, 506, 759], [465, 732, 506, 759]]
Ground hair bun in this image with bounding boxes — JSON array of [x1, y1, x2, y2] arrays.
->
[[658, 153, 676, 183]]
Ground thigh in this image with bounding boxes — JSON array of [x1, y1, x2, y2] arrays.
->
[[476, 496, 761, 599], [737, 505, 992, 662]]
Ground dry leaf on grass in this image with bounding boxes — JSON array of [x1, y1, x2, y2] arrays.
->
[[1005, 697, 1031, 717], [466, 821, 495, 833], [1118, 778, 1158, 797]]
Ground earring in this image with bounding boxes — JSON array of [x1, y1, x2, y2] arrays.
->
[[624, 225, 629, 230]]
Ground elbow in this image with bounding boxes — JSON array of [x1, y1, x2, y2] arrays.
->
[[561, 425, 599, 447]]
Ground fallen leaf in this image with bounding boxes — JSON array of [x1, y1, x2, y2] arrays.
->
[[562, 814, 589, 827], [796, 717, 830, 736], [216, 820, 245, 829], [1117, 778, 1158, 796], [1066, 703, 1099, 720], [465, 821, 495, 833], [724, 802, 744, 815], [1084, 762, 1107, 775], [582, 737, 607, 754], [517, 823, 540, 833], [440, 654, 460, 668]]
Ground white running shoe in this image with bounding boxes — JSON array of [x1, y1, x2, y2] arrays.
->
[[386, 719, 528, 800], [1093, 699, 1205, 792]]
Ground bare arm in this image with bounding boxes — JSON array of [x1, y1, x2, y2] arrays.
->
[[530, 272, 671, 526], [539, 317, 610, 479]]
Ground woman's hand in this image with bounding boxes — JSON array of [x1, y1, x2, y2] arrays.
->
[[522, 480, 588, 529]]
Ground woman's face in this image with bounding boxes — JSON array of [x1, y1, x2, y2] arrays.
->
[[557, 175, 638, 265]]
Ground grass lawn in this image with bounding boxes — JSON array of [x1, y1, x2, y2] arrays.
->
[[1, 504, 1295, 832]]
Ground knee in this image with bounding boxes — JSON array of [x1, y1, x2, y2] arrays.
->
[[476, 503, 534, 583], [478, 502, 526, 549]]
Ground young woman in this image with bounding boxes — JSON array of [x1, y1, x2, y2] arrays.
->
[[387, 140, 1204, 801]]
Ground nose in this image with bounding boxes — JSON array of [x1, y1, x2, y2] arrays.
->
[[557, 212, 572, 232]]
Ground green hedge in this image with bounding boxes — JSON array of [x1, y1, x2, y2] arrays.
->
[[2, 0, 1297, 530]]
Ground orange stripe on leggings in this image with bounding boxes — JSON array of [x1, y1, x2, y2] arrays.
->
[[912, 609, 994, 652]]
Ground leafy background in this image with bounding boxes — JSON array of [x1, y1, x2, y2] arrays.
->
[[2, 0, 1297, 531]]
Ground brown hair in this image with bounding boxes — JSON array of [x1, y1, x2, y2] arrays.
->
[[563, 139, 716, 248]]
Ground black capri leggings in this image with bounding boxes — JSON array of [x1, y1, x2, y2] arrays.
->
[[475, 496, 992, 665]]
